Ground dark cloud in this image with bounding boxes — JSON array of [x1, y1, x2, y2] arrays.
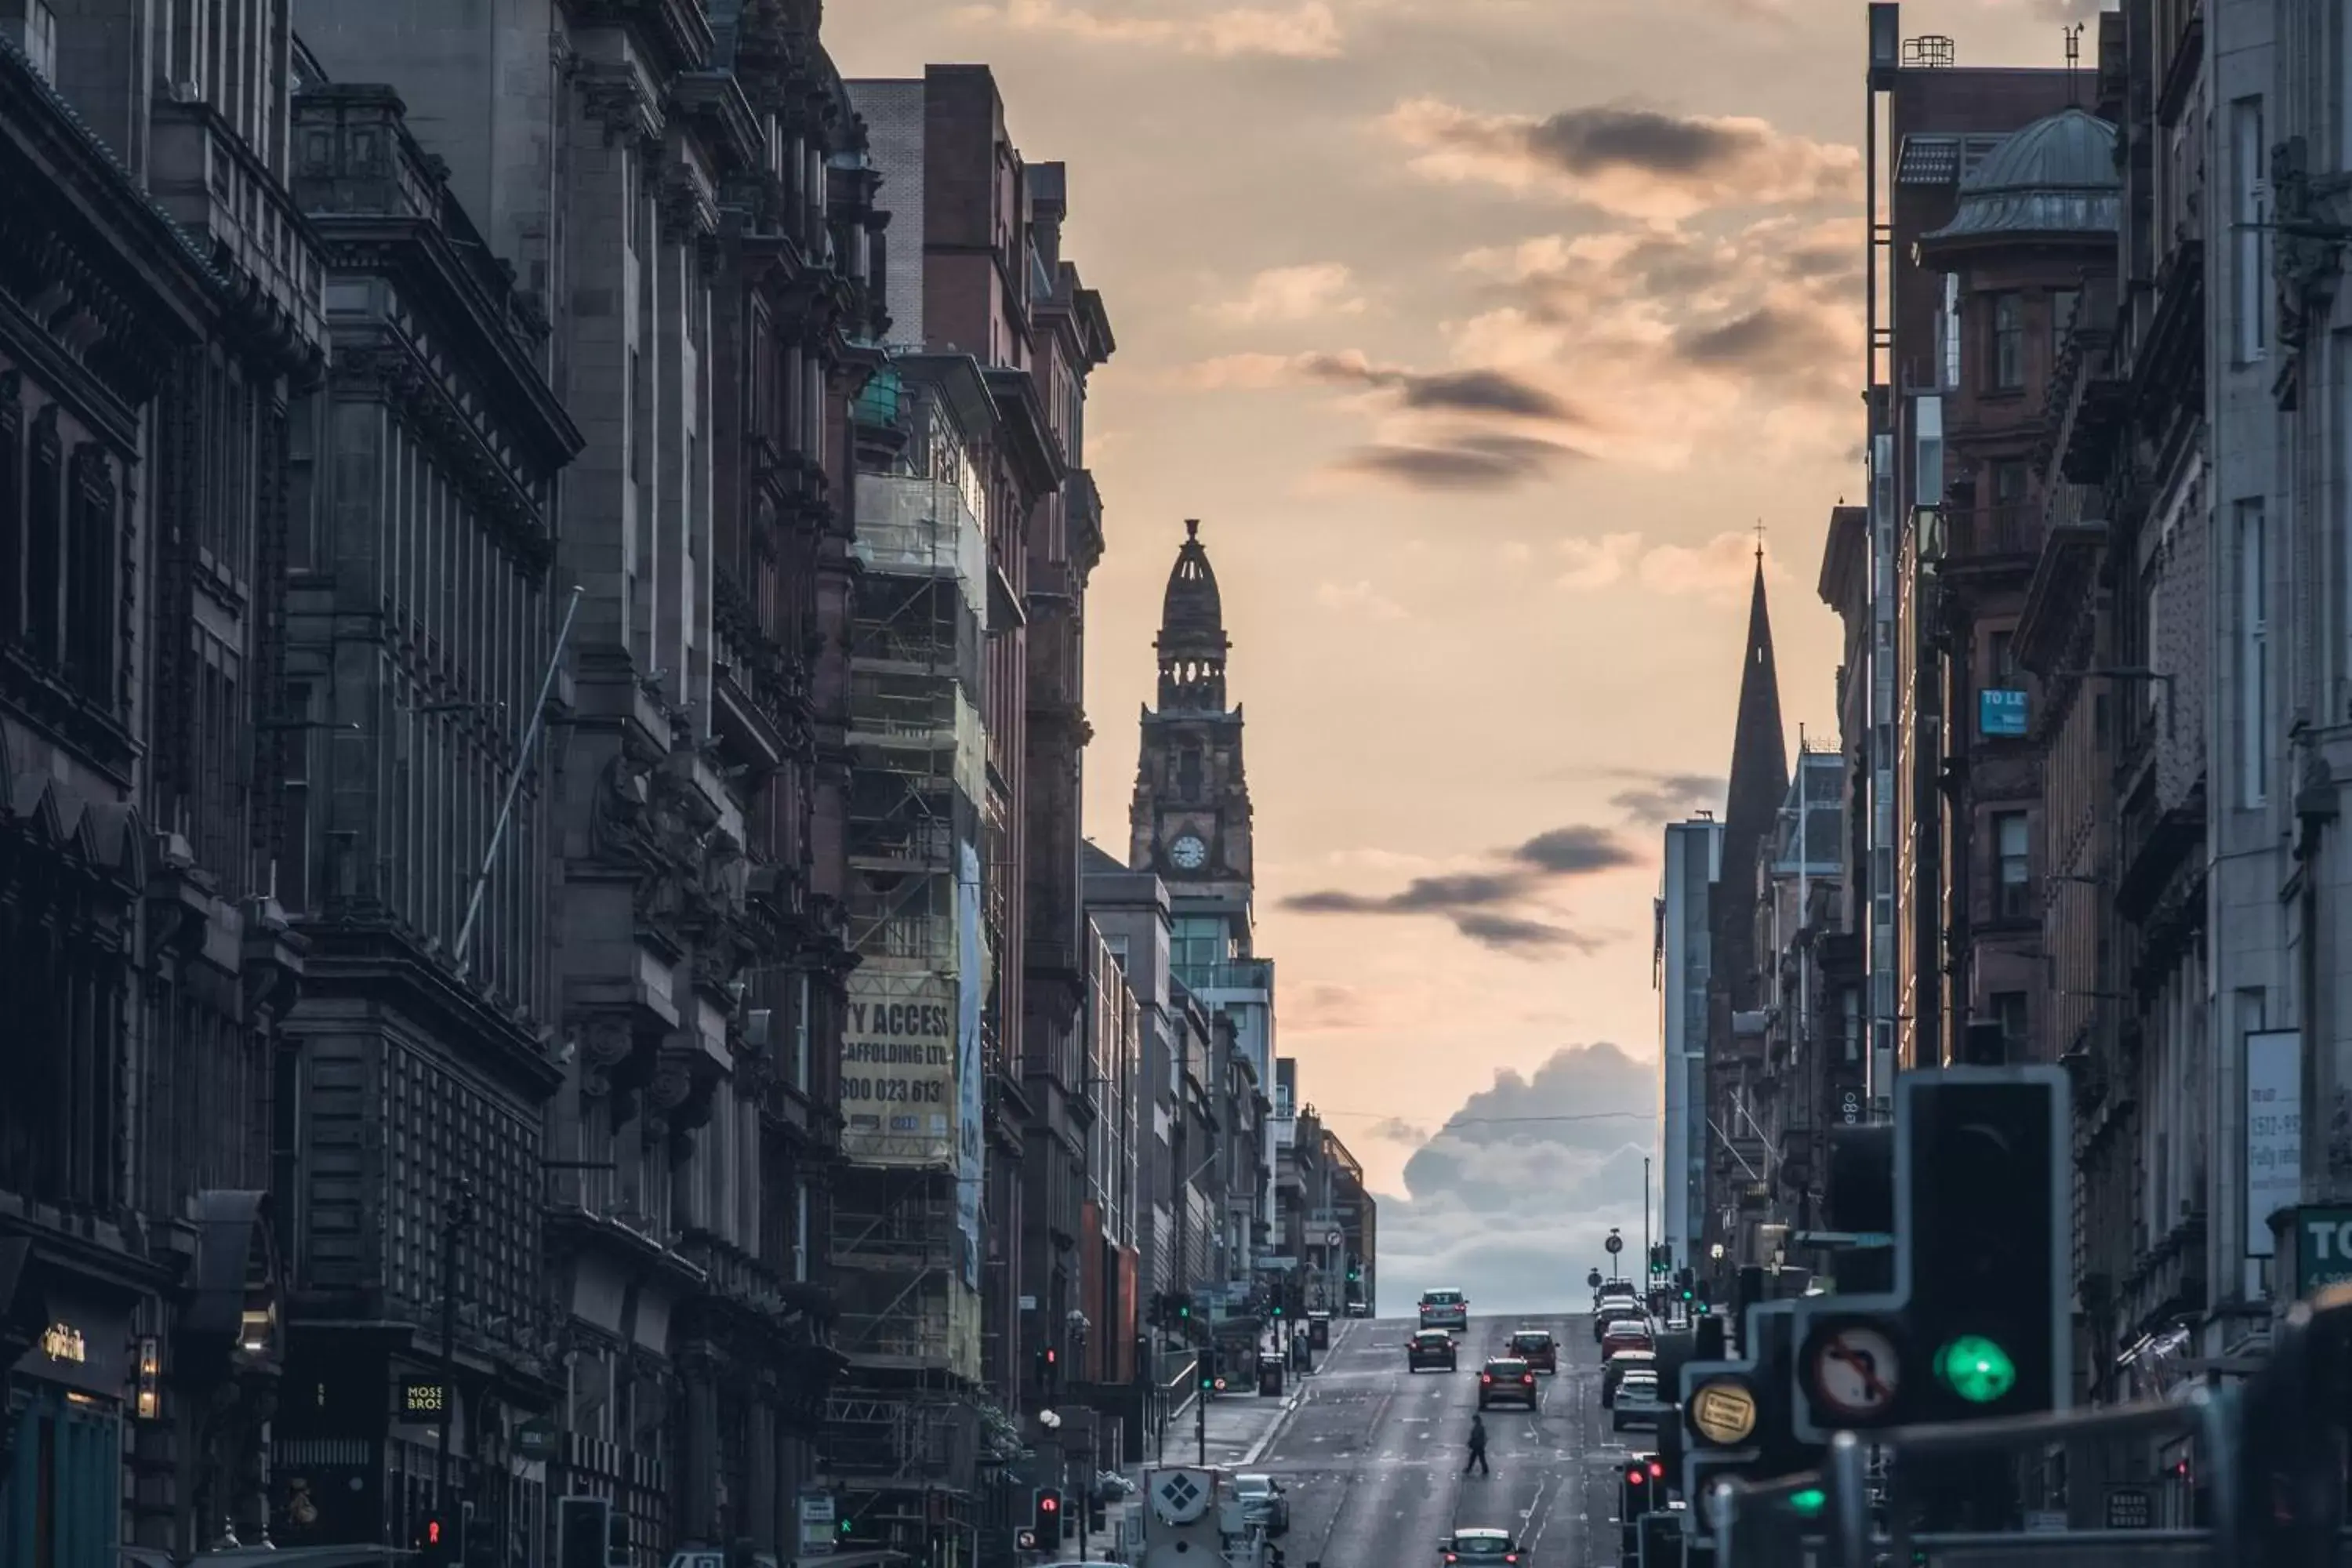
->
[[1675, 304, 1845, 374], [1367, 1116, 1432, 1145], [1283, 826, 1635, 954], [1454, 912, 1588, 953], [1298, 354, 1581, 422], [1608, 771, 1724, 824], [1374, 1043, 1655, 1312], [1334, 433, 1583, 491], [1524, 106, 1759, 181], [1512, 825, 1639, 875]]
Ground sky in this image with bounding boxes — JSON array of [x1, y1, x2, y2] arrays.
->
[[829, 0, 2096, 1312]]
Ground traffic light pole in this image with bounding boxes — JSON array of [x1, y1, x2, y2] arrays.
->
[[434, 1183, 476, 1514], [1197, 1374, 1207, 1466]]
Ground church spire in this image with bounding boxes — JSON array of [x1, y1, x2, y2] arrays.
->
[[1715, 551, 1789, 1010], [1156, 518, 1229, 710]]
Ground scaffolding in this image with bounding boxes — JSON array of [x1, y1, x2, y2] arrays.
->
[[824, 394, 997, 1566]]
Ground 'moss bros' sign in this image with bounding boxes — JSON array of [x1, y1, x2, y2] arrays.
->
[[842, 976, 957, 1166]]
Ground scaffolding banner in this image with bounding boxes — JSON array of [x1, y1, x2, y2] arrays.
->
[[955, 840, 987, 1290], [842, 971, 958, 1165]]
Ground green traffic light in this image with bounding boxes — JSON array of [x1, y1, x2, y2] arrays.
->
[[1679, 1289, 1693, 1301], [1787, 1488, 1825, 1517], [1934, 1335, 2017, 1403]]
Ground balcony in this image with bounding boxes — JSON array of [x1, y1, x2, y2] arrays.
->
[[1951, 503, 2041, 565], [1173, 958, 1272, 996]]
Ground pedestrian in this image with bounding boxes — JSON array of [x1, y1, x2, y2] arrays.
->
[[1464, 1412, 1490, 1475]]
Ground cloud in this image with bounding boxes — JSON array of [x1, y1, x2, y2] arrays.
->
[[955, 0, 1345, 57], [1367, 1116, 1432, 1144], [1280, 825, 1636, 953], [1315, 580, 1410, 620], [1512, 825, 1640, 875], [1206, 263, 1366, 325], [1374, 1043, 1656, 1312], [1639, 530, 1791, 604], [1558, 532, 1642, 588], [1381, 98, 1860, 221], [1329, 432, 1584, 492], [1287, 983, 1370, 1033], [1295, 353, 1582, 421], [1608, 770, 1725, 824]]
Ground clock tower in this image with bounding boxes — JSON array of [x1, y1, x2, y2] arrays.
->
[[1131, 521, 1254, 911]]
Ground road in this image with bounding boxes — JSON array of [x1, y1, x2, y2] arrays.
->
[[1249, 1315, 1636, 1568]]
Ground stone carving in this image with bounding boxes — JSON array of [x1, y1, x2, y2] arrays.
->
[[579, 1017, 633, 1100]]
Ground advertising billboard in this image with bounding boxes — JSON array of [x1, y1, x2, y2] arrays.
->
[[842, 971, 958, 1166]]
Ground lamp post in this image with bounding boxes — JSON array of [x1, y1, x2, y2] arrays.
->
[[435, 1181, 477, 1510]]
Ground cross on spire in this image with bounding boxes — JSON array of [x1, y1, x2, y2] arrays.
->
[[1754, 517, 1766, 563]]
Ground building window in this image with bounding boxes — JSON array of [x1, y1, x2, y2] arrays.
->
[[1994, 811, 2031, 918], [2235, 97, 2268, 363], [1176, 746, 1203, 801], [2238, 499, 2267, 807], [1989, 628, 2016, 682], [1989, 293, 2024, 390]]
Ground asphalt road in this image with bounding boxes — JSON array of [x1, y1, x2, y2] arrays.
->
[[1251, 1315, 1640, 1568]]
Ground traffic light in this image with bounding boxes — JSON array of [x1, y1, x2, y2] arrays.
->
[[1199, 1345, 1218, 1392], [1033, 1488, 1063, 1536], [1175, 1292, 1192, 1323], [416, 1511, 455, 1567], [557, 1496, 610, 1568], [1678, 1301, 1811, 1517], [461, 1501, 497, 1568], [1792, 1067, 2070, 1443], [1621, 1457, 1663, 1522], [609, 1503, 632, 1566]]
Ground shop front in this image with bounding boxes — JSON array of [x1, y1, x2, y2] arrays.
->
[[4, 1279, 133, 1567]]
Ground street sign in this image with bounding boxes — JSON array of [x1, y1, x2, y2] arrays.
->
[[1323, 1229, 1344, 1247], [1015, 1530, 1039, 1552], [1809, 1324, 1900, 1421], [1586, 1269, 1603, 1290], [514, 1416, 558, 1462], [1605, 1232, 1624, 1255], [1687, 1379, 1759, 1446], [2105, 1486, 2154, 1529]]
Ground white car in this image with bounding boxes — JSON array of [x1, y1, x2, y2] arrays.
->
[[1612, 1370, 1663, 1433], [1419, 1287, 1469, 1331], [1230, 1473, 1289, 1534]]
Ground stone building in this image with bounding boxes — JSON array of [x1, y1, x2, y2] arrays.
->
[[265, 65, 582, 1559], [0, 4, 326, 1558], [290, 2, 884, 1559], [1127, 522, 1275, 1306]]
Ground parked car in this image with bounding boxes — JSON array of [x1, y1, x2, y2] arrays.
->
[[1439, 1528, 1524, 1566], [1601, 1348, 1657, 1406], [1612, 1370, 1663, 1432], [1419, 1287, 1469, 1331], [1407, 1329, 1460, 1373], [1507, 1328, 1558, 1374], [1230, 1474, 1289, 1534], [1477, 1357, 1540, 1410]]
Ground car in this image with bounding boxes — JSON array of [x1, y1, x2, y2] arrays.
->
[[1439, 1528, 1525, 1566], [1407, 1329, 1459, 1372], [1476, 1356, 1539, 1410], [1507, 1328, 1558, 1374], [1611, 1370, 1663, 1432], [1419, 1287, 1469, 1331], [1601, 1319, 1655, 1359], [1230, 1474, 1290, 1534], [1593, 1302, 1646, 1343], [1594, 1279, 1638, 1310], [1601, 1348, 1657, 1406]]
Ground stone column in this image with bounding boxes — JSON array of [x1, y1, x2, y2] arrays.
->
[[748, 1396, 779, 1553], [682, 1346, 720, 1545]]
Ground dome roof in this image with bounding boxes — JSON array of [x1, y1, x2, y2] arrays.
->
[[1158, 519, 1227, 656], [1922, 107, 2120, 247]]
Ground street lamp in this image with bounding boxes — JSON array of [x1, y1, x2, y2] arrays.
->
[[435, 1181, 477, 1510]]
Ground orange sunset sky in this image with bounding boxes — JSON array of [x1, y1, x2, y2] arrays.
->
[[830, 0, 2092, 1307]]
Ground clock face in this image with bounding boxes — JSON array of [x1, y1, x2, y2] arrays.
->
[[1169, 834, 1208, 871]]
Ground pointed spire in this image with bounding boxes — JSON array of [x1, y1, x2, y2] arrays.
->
[[1156, 520, 1229, 711], [1715, 551, 1790, 1011]]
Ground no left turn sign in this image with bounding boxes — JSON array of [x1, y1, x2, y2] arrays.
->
[[1810, 1325, 1901, 1420]]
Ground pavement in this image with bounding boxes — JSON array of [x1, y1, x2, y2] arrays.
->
[[1168, 1312, 1630, 1568]]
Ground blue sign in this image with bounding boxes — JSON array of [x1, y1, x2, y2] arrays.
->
[[1980, 688, 2030, 738]]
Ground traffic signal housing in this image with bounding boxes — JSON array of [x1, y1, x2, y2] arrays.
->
[[1033, 1488, 1063, 1537], [416, 1512, 453, 1566], [1791, 1066, 2070, 1442]]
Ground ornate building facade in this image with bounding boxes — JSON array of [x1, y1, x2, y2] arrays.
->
[[1, 0, 332, 1555], [292, 2, 884, 1559]]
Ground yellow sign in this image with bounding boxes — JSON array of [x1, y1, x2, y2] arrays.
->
[[1689, 1379, 1759, 1446], [41, 1323, 86, 1364]]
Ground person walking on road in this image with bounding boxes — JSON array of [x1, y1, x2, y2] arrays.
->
[[1464, 1413, 1490, 1475]]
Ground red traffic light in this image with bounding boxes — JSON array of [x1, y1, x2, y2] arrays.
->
[[1045, 1348, 1057, 1363], [1626, 1468, 1648, 1485], [1040, 1496, 1059, 1513], [1647, 1461, 1665, 1479]]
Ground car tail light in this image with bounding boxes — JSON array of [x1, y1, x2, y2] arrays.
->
[[1505, 1556, 1519, 1563], [1480, 1373, 1493, 1384], [1522, 1374, 1534, 1385]]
